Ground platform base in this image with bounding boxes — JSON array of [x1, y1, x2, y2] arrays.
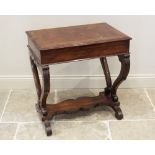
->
[[36, 92, 123, 136]]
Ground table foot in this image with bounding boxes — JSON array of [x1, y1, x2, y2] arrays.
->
[[36, 103, 53, 136], [111, 105, 123, 120], [99, 92, 123, 119], [44, 120, 52, 136]]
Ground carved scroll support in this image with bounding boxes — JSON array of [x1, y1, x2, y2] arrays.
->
[[29, 49, 52, 136], [100, 54, 130, 120], [111, 54, 130, 102]]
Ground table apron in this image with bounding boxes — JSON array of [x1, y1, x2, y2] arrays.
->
[[40, 40, 130, 64]]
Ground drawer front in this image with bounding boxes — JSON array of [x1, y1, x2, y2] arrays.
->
[[41, 40, 130, 64]]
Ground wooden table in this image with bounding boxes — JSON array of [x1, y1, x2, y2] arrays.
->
[[26, 23, 131, 136]]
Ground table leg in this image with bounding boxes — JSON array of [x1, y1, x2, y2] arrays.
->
[[100, 54, 130, 120], [39, 66, 50, 115], [111, 54, 130, 119], [29, 55, 52, 136], [111, 54, 130, 102], [100, 57, 112, 95], [30, 56, 41, 105], [39, 65, 52, 136]]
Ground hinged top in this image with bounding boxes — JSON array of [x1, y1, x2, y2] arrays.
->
[[26, 23, 131, 51]]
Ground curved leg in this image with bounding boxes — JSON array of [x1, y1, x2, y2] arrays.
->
[[39, 66, 50, 115], [100, 57, 112, 95], [30, 56, 52, 136], [29, 56, 41, 106], [39, 66, 52, 136], [111, 54, 130, 102], [111, 54, 130, 119]]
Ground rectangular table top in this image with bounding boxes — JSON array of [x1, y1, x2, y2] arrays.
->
[[26, 23, 131, 51], [27, 23, 131, 65]]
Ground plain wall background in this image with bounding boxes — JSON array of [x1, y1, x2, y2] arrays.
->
[[0, 15, 155, 88]]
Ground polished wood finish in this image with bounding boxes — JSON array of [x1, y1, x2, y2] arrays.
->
[[111, 54, 130, 102], [27, 23, 131, 136], [36, 94, 113, 120], [26, 23, 131, 50], [27, 23, 131, 64], [29, 55, 41, 103], [100, 57, 112, 95]]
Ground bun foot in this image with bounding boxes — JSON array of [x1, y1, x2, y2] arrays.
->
[[111, 105, 123, 120], [44, 120, 52, 136], [115, 110, 123, 120]]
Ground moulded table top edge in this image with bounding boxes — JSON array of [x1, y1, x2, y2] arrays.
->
[[26, 23, 131, 51]]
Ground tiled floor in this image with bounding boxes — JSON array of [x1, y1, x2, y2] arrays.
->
[[0, 88, 155, 140]]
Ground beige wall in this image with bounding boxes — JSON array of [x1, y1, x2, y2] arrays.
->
[[0, 15, 155, 88]]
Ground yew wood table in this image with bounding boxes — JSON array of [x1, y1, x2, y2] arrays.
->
[[26, 23, 131, 136]]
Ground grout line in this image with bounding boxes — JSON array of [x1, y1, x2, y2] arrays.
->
[[109, 119, 155, 122], [105, 121, 112, 140], [54, 119, 155, 122], [13, 123, 20, 140], [18, 121, 40, 124], [1, 119, 155, 124], [144, 88, 155, 112], [0, 89, 12, 121], [0, 121, 41, 124]]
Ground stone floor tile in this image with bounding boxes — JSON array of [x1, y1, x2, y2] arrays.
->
[[1, 90, 55, 122], [118, 89, 155, 119], [109, 120, 155, 140], [0, 88, 154, 140], [56, 89, 99, 102], [0, 123, 17, 140], [0, 90, 10, 118], [16, 121, 109, 140]]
